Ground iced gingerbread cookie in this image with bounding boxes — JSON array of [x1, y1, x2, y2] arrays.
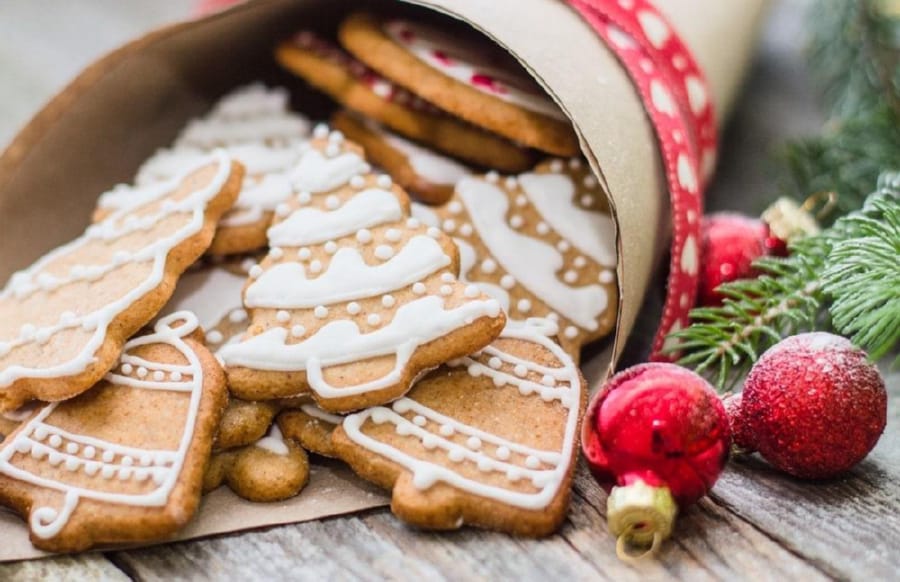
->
[[332, 318, 585, 536], [412, 158, 618, 355], [278, 403, 343, 458], [219, 128, 506, 412], [276, 31, 536, 173], [203, 424, 309, 503], [0, 152, 241, 411], [95, 84, 311, 255], [0, 312, 227, 552], [331, 110, 470, 204], [339, 13, 578, 157]]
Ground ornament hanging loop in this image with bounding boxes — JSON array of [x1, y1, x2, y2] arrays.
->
[[801, 190, 838, 221], [616, 526, 664, 562]]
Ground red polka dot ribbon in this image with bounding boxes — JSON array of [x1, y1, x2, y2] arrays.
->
[[567, 0, 715, 360]]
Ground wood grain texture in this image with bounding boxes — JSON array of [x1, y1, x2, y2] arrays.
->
[[0, 0, 898, 580]]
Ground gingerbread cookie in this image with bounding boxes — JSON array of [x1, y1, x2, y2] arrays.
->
[[278, 404, 343, 458], [214, 398, 281, 451], [276, 31, 536, 172], [0, 152, 241, 411], [220, 128, 506, 412], [0, 312, 227, 552], [332, 318, 585, 536], [95, 84, 310, 255], [331, 110, 470, 204], [412, 158, 618, 355], [203, 424, 309, 503], [339, 13, 578, 157]]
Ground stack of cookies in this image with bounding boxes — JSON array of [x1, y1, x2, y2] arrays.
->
[[0, 10, 618, 551]]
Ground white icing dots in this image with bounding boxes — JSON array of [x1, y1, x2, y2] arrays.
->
[[439, 424, 455, 437], [412, 282, 427, 295], [427, 227, 441, 238], [229, 309, 248, 323], [324, 241, 338, 255], [314, 306, 329, 319], [504, 177, 518, 190], [448, 448, 465, 463], [440, 285, 453, 296], [298, 247, 312, 260], [525, 455, 541, 469], [563, 270, 578, 283], [412, 415, 427, 427], [480, 259, 497, 274], [541, 374, 556, 387], [495, 446, 511, 461], [347, 302, 361, 315], [313, 124, 329, 139], [249, 265, 263, 279], [485, 171, 499, 183], [580, 194, 593, 207], [500, 275, 516, 289], [153, 370, 166, 381], [464, 285, 480, 299], [467, 436, 482, 450], [509, 215, 524, 229], [599, 270, 615, 284], [517, 299, 531, 313], [440, 272, 455, 283], [564, 326, 579, 339], [374, 245, 394, 260], [171, 371, 183, 382], [381, 294, 396, 308], [406, 217, 421, 229], [574, 256, 587, 268], [276, 310, 291, 323], [556, 240, 571, 253], [325, 195, 340, 210], [514, 364, 528, 378], [536, 222, 550, 235], [309, 260, 322, 274], [458, 223, 473, 237], [488, 357, 502, 369], [297, 192, 312, 205], [367, 314, 381, 327], [385, 228, 402, 242], [136, 367, 148, 379], [356, 229, 373, 244], [442, 219, 456, 233], [350, 175, 365, 189], [270, 247, 284, 260], [291, 324, 306, 338], [422, 434, 439, 449], [447, 201, 462, 214], [207, 330, 223, 344]]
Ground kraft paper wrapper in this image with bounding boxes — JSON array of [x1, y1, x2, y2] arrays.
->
[[0, 0, 765, 561]]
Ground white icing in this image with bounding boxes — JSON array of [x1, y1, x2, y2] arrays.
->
[[456, 176, 608, 331], [300, 403, 343, 425], [454, 237, 510, 313], [158, 267, 246, 331], [0, 152, 232, 388], [210, 83, 290, 118], [290, 149, 368, 193], [370, 122, 470, 185], [518, 172, 617, 266], [267, 188, 404, 247], [220, 295, 501, 398], [255, 424, 290, 456], [0, 312, 205, 539], [245, 235, 450, 309], [384, 20, 566, 121], [342, 319, 581, 510]]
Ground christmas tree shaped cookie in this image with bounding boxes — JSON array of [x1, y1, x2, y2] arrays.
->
[[412, 158, 618, 355], [332, 317, 585, 536], [95, 84, 311, 255], [220, 127, 506, 412], [0, 152, 241, 411], [0, 312, 227, 552]]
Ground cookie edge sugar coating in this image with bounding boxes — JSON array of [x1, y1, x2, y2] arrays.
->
[[204, 425, 310, 503], [0, 315, 229, 552], [0, 156, 243, 412], [331, 110, 462, 205], [278, 405, 343, 458], [338, 12, 578, 158], [331, 329, 587, 537], [274, 34, 537, 173], [213, 398, 282, 452]]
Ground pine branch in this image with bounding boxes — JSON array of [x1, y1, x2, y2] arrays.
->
[[670, 176, 900, 390], [778, 0, 900, 223], [822, 174, 900, 362]]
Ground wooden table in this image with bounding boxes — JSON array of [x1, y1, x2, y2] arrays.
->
[[1, 1, 897, 579]]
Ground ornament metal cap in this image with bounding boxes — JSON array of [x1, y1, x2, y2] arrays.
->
[[761, 194, 831, 243], [607, 479, 678, 561]]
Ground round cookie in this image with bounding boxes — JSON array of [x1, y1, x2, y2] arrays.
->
[[338, 13, 578, 157], [332, 318, 585, 537], [275, 31, 537, 173], [331, 110, 470, 205], [204, 424, 310, 503], [412, 158, 618, 356], [278, 404, 343, 458], [219, 128, 506, 413], [214, 398, 281, 452]]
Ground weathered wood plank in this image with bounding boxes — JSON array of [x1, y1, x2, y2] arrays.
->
[[0, 554, 128, 582]]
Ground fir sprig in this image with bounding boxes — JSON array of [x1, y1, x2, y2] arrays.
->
[[670, 177, 900, 390], [822, 174, 900, 362]]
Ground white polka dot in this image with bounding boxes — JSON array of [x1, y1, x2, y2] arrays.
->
[[152, 370, 165, 382], [347, 302, 361, 315], [207, 331, 224, 344], [495, 446, 511, 460], [350, 175, 365, 189], [440, 285, 453, 296], [136, 367, 148, 378], [599, 270, 615, 283], [557, 240, 571, 252], [515, 194, 527, 207], [677, 153, 698, 193], [541, 374, 556, 387], [314, 306, 329, 319], [249, 265, 263, 279], [386, 228, 402, 242], [406, 217, 421, 229], [485, 171, 499, 183], [514, 364, 528, 378], [564, 326, 579, 339], [377, 175, 392, 188], [447, 201, 462, 214], [583, 174, 598, 188], [325, 195, 340, 209], [313, 124, 328, 139], [650, 79, 676, 116], [309, 260, 322, 274], [536, 222, 549, 235], [500, 275, 516, 289], [464, 285, 480, 298], [550, 159, 564, 172], [525, 455, 541, 469], [488, 357, 502, 369], [297, 191, 311, 205], [375, 245, 394, 260], [356, 229, 373, 244], [467, 436, 482, 450], [324, 241, 338, 254], [574, 256, 587, 268], [509, 215, 524, 229], [638, 10, 670, 48], [563, 270, 578, 283], [382, 295, 396, 308], [291, 325, 306, 337], [229, 309, 248, 323], [442, 219, 456, 233], [681, 235, 699, 275], [367, 314, 381, 326], [480, 259, 497, 274], [298, 247, 311, 260], [568, 158, 582, 170], [685, 75, 708, 114], [459, 223, 473, 236], [439, 424, 455, 437], [270, 247, 284, 260], [427, 227, 441, 238], [441, 273, 455, 283], [412, 282, 427, 295]]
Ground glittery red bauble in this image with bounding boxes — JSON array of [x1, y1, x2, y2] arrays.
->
[[732, 333, 887, 479], [698, 212, 787, 306], [583, 363, 731, 507]]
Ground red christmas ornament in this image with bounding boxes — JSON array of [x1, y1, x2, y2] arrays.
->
[[582, 363, 731, 558], [730, 332, 887, 479]]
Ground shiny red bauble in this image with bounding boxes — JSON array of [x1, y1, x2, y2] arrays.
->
[[730, 332, 887, 479], [698, 212, 787, 306], [582, 363, 731, 556]]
